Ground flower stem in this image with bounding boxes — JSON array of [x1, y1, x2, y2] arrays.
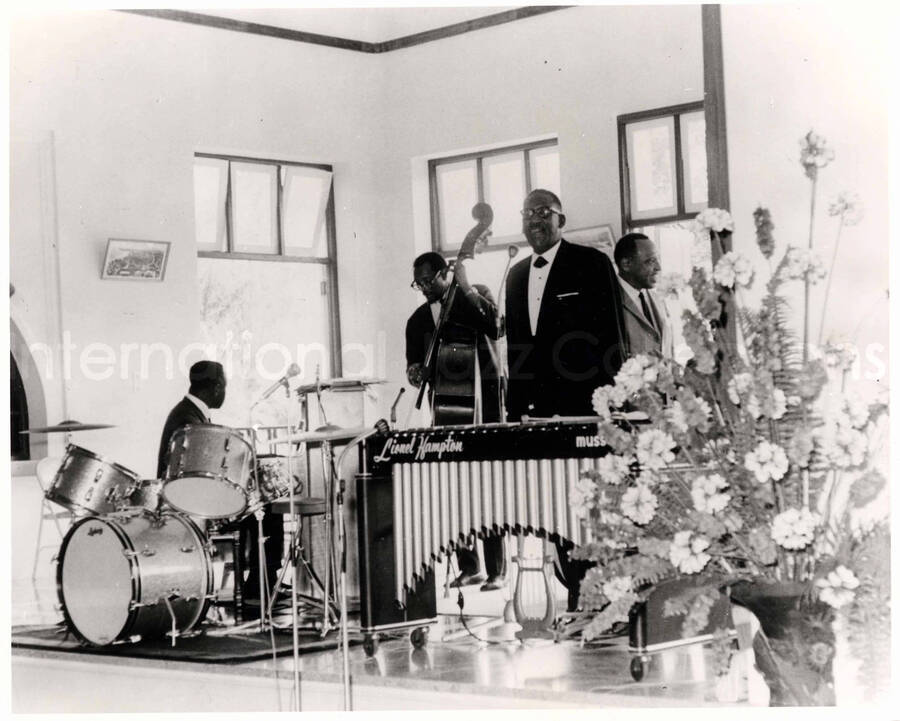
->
[[817, 217, 845, 345], [802, 173, 818, 363]]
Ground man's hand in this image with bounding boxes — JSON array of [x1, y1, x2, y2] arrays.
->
[[407, 363, 425, 388]]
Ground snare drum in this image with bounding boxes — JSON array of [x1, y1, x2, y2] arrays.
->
[[57, 511, 212, 646], [46, 444, 141, 515], [163, 424, 254, 520], [255, 454, 305, 505]]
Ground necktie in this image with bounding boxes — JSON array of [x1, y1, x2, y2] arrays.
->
[[639, 291, 656, 331], [533, 256, 548, 268]]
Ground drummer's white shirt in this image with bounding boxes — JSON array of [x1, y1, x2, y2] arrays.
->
[[185, 393, 211, 422]]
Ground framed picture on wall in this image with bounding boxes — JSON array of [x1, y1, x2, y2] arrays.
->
[[565, 224, 617, 259], [101, 239, 171, 281]]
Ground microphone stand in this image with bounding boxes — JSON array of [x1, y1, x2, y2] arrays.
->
[[334, 420, 388, 712], [496, 246, 518, 423]]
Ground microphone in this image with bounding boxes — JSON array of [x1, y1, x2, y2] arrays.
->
[[390, 387, 406, 425], [336, 418, 390, 474], [255, 363, 301, 403], [497, 245, 520, 335]]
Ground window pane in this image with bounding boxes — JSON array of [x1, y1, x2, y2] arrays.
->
[[680, 110, 708, 212], [483, 152, 525, 238], [435, 159, 478, 251], [232, 162, 278, 254], [529, 145, 560, 197], [283, 165, 332, 258], [193, 157, 227, 251], [627, 117, 677, 220], [197, 258, 332, 428]]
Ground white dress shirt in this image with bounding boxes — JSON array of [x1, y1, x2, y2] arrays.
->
[[527, 240, 563, 336], [618, 275, 644, 314], [185, 393, 211, 422], [429, 300, 441, 327]]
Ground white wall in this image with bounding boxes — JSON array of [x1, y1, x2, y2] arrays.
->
[[9, 7, 704, 475], [10, 10, 382, 474], [721, 4, 890, 400]]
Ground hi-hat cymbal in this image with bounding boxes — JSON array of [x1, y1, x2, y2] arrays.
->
[[20, 419, 116, 434], [285, 425, 370, 445], [294, 377, 386, 396]]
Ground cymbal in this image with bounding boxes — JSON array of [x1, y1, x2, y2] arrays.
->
[[294, 377, 386, 395], [20, 419, 116, 434], [285, 425, 371, 444]]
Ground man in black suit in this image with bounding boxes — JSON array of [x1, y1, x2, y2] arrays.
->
[[505, 189, 624, 421], [505, 189, 625, 610], [157, 360, 282, 612], [405, 251, 507, 591]]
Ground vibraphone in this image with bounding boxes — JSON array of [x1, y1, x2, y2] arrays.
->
[[354, 419, 610, 649]]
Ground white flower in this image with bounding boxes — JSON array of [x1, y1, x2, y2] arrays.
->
[[841, 393, 870, 430], [620, 484, 658, 525], [655, 272, 685, 300], [602, 575, 635, 603], [570, 476, 598, 518], [823, 341, 859, 371], [691, 473, 732, 515], [759, 388, 787, 420], [693, 207, 735, 234], [771, 507, 818, 550], [784, 246, 827, 283], [713, 251, 754, 288], [744, 440, 789, 483], [727, 373, 753, 404], [665, 401, 688, 434], [614, 355, 658, 396], [594, 453, 632, 486], [815, 565, 860, 608], [669, 530, 712, 574], [635, 429, 677, 470], [591, 386, 614, 420], [827, 192, 864, 226], [816, 425, 867, 468]]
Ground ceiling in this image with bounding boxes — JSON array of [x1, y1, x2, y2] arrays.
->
[[186, 7, 511, 44]]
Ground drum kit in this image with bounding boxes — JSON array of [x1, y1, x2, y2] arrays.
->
[[26, 377, 385, 653]]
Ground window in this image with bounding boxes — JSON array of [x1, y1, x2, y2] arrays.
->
[[618, 102, 707, 229], [192, 153, 342, 427], [429, 138, 560, 253]]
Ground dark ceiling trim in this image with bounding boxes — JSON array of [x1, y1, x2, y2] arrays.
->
[[120, 6, 570, 54], [121, 9, 372, 52], [374, 7, 569, 53]]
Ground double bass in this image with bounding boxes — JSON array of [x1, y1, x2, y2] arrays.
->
[[414, 203, 493, 425]]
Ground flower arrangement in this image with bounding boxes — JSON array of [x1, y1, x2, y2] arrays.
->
[[569, 132, 888, 705]]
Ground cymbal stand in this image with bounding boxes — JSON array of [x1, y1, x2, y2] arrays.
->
[[319, 438, 337, 637], [282, 384, 302, 710]]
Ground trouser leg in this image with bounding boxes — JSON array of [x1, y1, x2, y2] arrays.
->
[[482, 533, 507, 578]]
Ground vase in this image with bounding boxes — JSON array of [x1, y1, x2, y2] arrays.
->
[[730, 580, 836, 706]]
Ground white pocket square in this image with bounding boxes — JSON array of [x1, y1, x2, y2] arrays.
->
[[556, 291, 579, 299]]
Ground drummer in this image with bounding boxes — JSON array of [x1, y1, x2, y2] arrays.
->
[[157, 360, 284, 615], [156, 360, 226, 477]]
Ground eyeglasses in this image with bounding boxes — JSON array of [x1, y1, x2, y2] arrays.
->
[[410, 274, 440, 292], [520, 206, 562, 220]]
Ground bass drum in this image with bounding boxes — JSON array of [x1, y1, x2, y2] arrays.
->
[[57, 512, 212, 646]]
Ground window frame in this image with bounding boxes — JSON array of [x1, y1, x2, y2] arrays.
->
[[617, 101, 705, 232], [193, 152, 343, 375], [427, 137, 558, 254]]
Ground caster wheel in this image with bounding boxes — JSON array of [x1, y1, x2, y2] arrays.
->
[[630, 655, 647, 681], [363, 635, 379, 657], [410, 627, 428, 649]]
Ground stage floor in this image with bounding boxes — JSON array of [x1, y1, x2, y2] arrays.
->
[[11, 577, 744, 712]]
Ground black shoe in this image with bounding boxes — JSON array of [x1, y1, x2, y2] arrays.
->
[[449, 572, 486, 588], [480, 575, 507, 592]]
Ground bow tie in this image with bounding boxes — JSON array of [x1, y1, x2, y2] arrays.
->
[[533, 256, 548, 269]]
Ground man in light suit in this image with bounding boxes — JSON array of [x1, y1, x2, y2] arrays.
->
[[613, 233, 673, 360], [505, 189, 625, 611]]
